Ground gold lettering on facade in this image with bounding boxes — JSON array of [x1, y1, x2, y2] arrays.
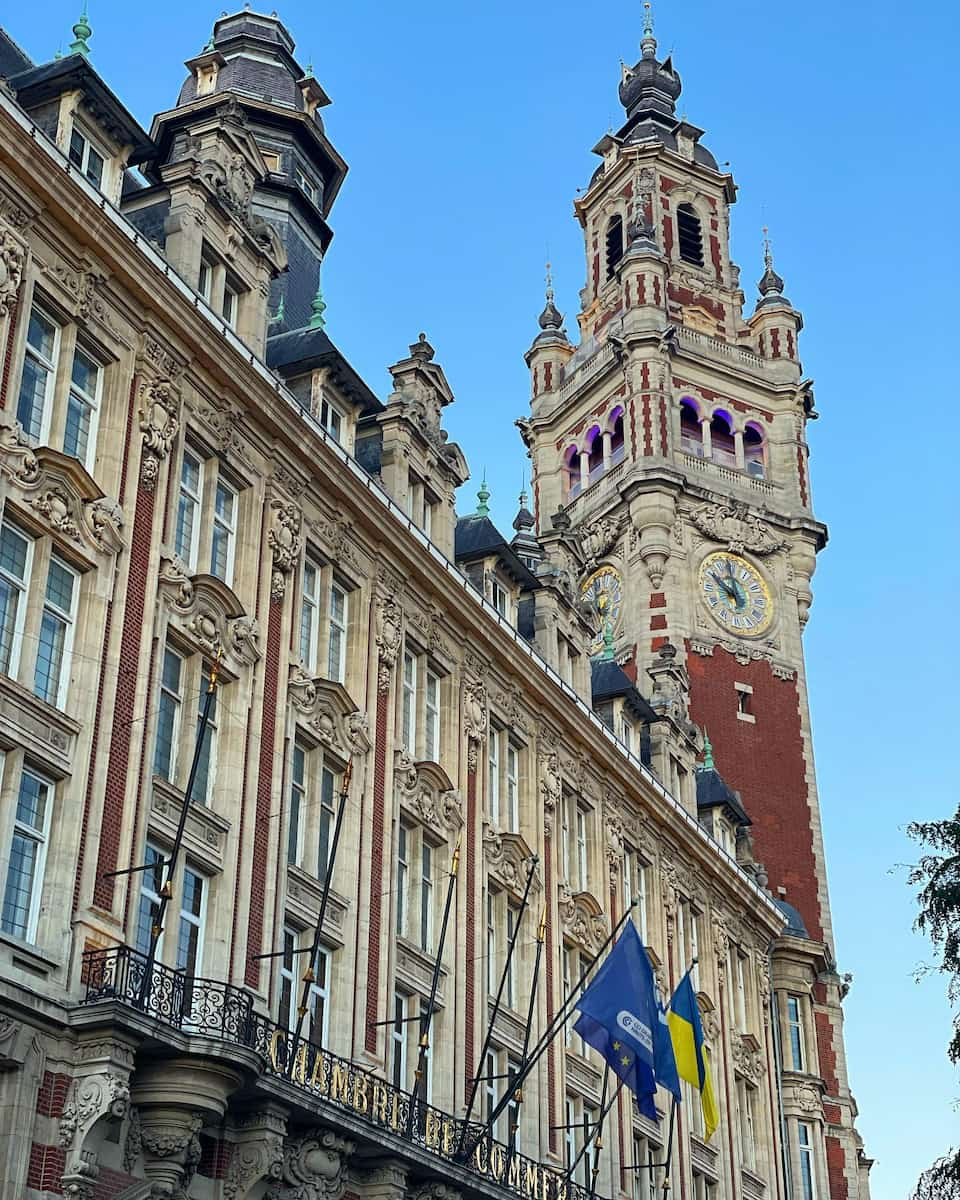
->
[[372, 1083, 388, 1123], [473, 1139, 489, 1174], [353, 1074, 370, 1114], [489, 1144, 505, 1181], [425, 1111, 442, 1150], [291, 1044, 309, 1084], [508, 1156, 522, 1190], [331, 1063, 351, 1103], [524, 1162, 539, 1197], [390, 1092, 402, 1131], [268, 1029, 285, 1072], [310, 1051, 329, 1093], [442, 1120, 456, 1156]]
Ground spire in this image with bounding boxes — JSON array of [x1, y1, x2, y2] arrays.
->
[[600, 616, 615, 661], [476, 476, 490, 517], [641, 0, 657, 58], [537, 261, 564, 332], [203, 26, 216, 52], [308, 273, 326, 329], [69, 3, 92, 57], [269, 293, 285, 327], [756, 225, 790, 308], [700, 729, 715, 771]]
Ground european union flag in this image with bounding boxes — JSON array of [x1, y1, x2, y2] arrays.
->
[[572, 921, 677, 1120]]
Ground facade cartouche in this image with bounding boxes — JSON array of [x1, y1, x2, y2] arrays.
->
[[0, 10, 869, 1200]]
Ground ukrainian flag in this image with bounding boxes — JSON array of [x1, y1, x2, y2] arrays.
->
[[667, 971, 719, 1141]]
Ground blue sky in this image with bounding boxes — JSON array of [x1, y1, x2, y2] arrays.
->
[[10, 1, 958, 1193]]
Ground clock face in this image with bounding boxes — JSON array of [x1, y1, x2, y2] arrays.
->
[[580, 565, 624, 654], [698, 552, 773, 638]]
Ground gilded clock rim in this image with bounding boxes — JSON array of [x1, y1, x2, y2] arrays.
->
[[697, 550, 774, 638]]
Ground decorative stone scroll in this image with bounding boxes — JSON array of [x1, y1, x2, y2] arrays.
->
[[158, 555, 261, 668], [482, 825, 540, 897], [463, 676, 487, 774], [0, 223, 25, 316], [139, 377, 182, 492], [557, 883, 607, 951], [223, 1109, 286, 1200], [270, 1130, 355, 1200], [269, 500, 303, 601], [689, 500, 786, 557], [288, 668, 370, 758], [375, 594, 402, 694], [395, 750, 462, 831], [539, 749, 561, 837]]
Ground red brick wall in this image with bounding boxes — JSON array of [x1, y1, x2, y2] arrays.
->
[[27, 1144, 66, 1193], [94, 1167, 139, 1199], [815, 1009, 839, 1093], [245, 597, 282, 986], [464, 767, 477, 1097], [544, 834, 557, 1153], [35, 1071, 71, 1117], [826, 1135, 849, 1200], [364, 678, 389, 1053], [0, 289, 21, 408], [685, 644, 824, 942], [93, 480, 156, 909]]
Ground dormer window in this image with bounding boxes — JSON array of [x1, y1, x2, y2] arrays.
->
[[222, 279, 241, 328], [677, 204, 704, 266], [319, 397, 345, 443], [198, 254, 215, 304], [68, 127, 106, 191], [605, 215, 624, 280], [491, 577, 509, 618], [295, 166, 317, 203]]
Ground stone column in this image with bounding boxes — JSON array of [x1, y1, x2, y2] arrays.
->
[[602, 430, 612, 470], [354, 1159, 408, 1200], [734, 429, 745, 470]]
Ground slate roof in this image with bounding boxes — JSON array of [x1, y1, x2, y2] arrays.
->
[[0, 28, 32, 77], [773, 898, 809, 940], [590, 658, 659, 724], [695, 765, 750, 827], [267, 326, 382, 417], [455, 515, 540, 590]]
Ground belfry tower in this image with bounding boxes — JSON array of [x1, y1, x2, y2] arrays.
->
[[521, 8, 871, 1196]]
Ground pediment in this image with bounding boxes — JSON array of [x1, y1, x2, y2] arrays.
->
[[287, 664, 370, 759], [158, 554, 260, 670], [482, 825, 540, 898], [558, 883, 608, 951], [0, 422, 124, 559], [394, 749, 461, 832]]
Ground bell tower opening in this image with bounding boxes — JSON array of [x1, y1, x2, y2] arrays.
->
[[677, 202, 704, 265]]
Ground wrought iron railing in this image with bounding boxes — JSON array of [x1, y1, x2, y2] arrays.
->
[[81, 946, 601, 1200]]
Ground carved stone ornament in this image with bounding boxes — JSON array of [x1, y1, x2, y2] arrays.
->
[[463, 677, 487, 774], [689, 500, 786, 556], [732, 1032, 764, 1082], [269, 500, 303, 601], [483, 824, 539, 896], [158, 555, 261, 667], [0, 414, 39, 484], [576, 512, 626, 568], [395, 749, 462, 830], [410, 1184, 462, 1200], [375, 595, 402, 694], [270, 1130, 355, 1200], [539, 750, 562, 837], [604, 805, 624, 879], [288, 667, 370, 757], [558, 883, 607, 950], [139, 377, 181, 491], [712, 916, 730, 977], [223, 1111, 286, 1200], [59, 1073, 131, 1149], [0, 224, 25, 316], [689, 634, 792, 676], [492, 682, 529, 735]]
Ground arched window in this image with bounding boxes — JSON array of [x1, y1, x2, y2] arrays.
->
[[677, 204, 703, 266], [680, 400, 703, 455], [744, 423, 765, 478], [710, 411, 736, 467], [564, 446, 583, 498], [586, 426, 604, 484], [610, 407, 625, 466], [605, 216, 624, 280]]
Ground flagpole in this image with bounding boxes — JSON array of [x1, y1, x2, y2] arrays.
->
[[459, 853, 538, 1152], [660, 1098, 677, 1198], [286, 757, 354, 1074], [482, 899, 639, 1137], [561, 1073, 624, 1187], [508, 903, 547, 1159], [407, 834, 461, 1135], [588, 1065, 613, 1200]]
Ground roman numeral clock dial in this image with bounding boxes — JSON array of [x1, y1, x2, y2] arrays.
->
[[698, 551, 774, 637]]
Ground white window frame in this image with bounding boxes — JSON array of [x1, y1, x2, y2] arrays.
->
[[487, 889, 497, 995], [175, 865, 207, 976], [210, 477, 238, 584], [1, 766, 53, 942], [63, 343, 102, 469], [624, 849, 649, 944], [279, 925, 330, 1046], [175, 450, 203, 571], [288, 740, 307, 866], [34, 553, 79, 709], [488, 729, 500, 826], [327, 580, 348, 683], [401, 649, 417, 751], [193, 660, 218, 805], [319, 397, 345, 443], [0, 520, 33, 680], [222, 279, 240, 328], [318, 762, 337, 878], [424, 669, 441, 762], [135, 841, 165, 958], [505, 741, 519, 833], [420, 838, 434, 952], [575, 804, 588, 891], [391, 991, 408, 1089], [68, 125, 107, 189], [154, 644, 185, 781], [491, 576, 509, 618], [397, 821, 410, 939], [787, 994, 806, 1072], [299, 556, 321, 673], [505, 899, 519, 1008], [17, 305, 59, 444], [798, 1122, 818, 1200], [198, 254, 214, 303]]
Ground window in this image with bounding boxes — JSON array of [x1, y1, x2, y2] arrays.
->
[[488, 727, 521, 832], [564, 446, 583, 499], [198, 255, 214, 303], [737, 1078, 758, 1171], [295, 166, 317, 202], [63, 346, 101, 467], [401, 650, 417, 751], [193, 661, 218, 804], [610, 409, 625, 465], [288, 742, 306, 866], [491, 576, 509, 618], [222, 280, 240, 327], [33, 555, 78, 708], [1, 767, 52, 941], [175, 451, 203, 570], [564, 1094, 598, 1187], [605, 215, 624, 279], [488, 730, 500, 826], [623, 849, 649, 943], [487, 889, 497, 995], [17, 307, 58, 442], [176, 866, 206, 976], [562, 944, 589, 1054], [679, 400, 703, 456], [631, 1134, 661, 1200], [677, 204, 703, 266], [745, 423, 765, 478], [0, 522, 32, 677], [736, 683, 754, 721], [798, 1123, 817, 1200], [299, 558, 321, 671], [787, 994, 806, 1072], [732, 949, 750, 1032], [692, 1171, 717, 1200], [586, 427, 604, 485], [68, 127, 106, 189], [562, 793, 589, 890], [327, 582, 348, 683], [135, 843, 165, 957], [505, 900, 519, 1008], [396, 820, 436, 954], [154, 646, 184, 781], [484, 1049, 522, 1146], [391, 991, 408, 1089], [505, 742, 519, 833], [397, 822, 409, 937], [423, 495, 437, 540], [487, 888, 521, 1007], [279, 926, 330, 1047], [400, 646, 444, 762], [210, 478, 237, 583], [261, 150, 281, 173], [320, 397, 344, 443], [709, 412, 736, 468], [424, 670, 440, 762], [620, 717, 633, 754], [318, 762, 337, 876], [420, 840, 433, 951]]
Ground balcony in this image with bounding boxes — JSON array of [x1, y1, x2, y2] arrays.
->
[[81, 945, 604, 1200], [681, 453, 775, 495]]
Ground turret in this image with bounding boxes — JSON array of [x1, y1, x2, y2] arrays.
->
[[748, 229, 803, 377], [524, 265, 573, 418]]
